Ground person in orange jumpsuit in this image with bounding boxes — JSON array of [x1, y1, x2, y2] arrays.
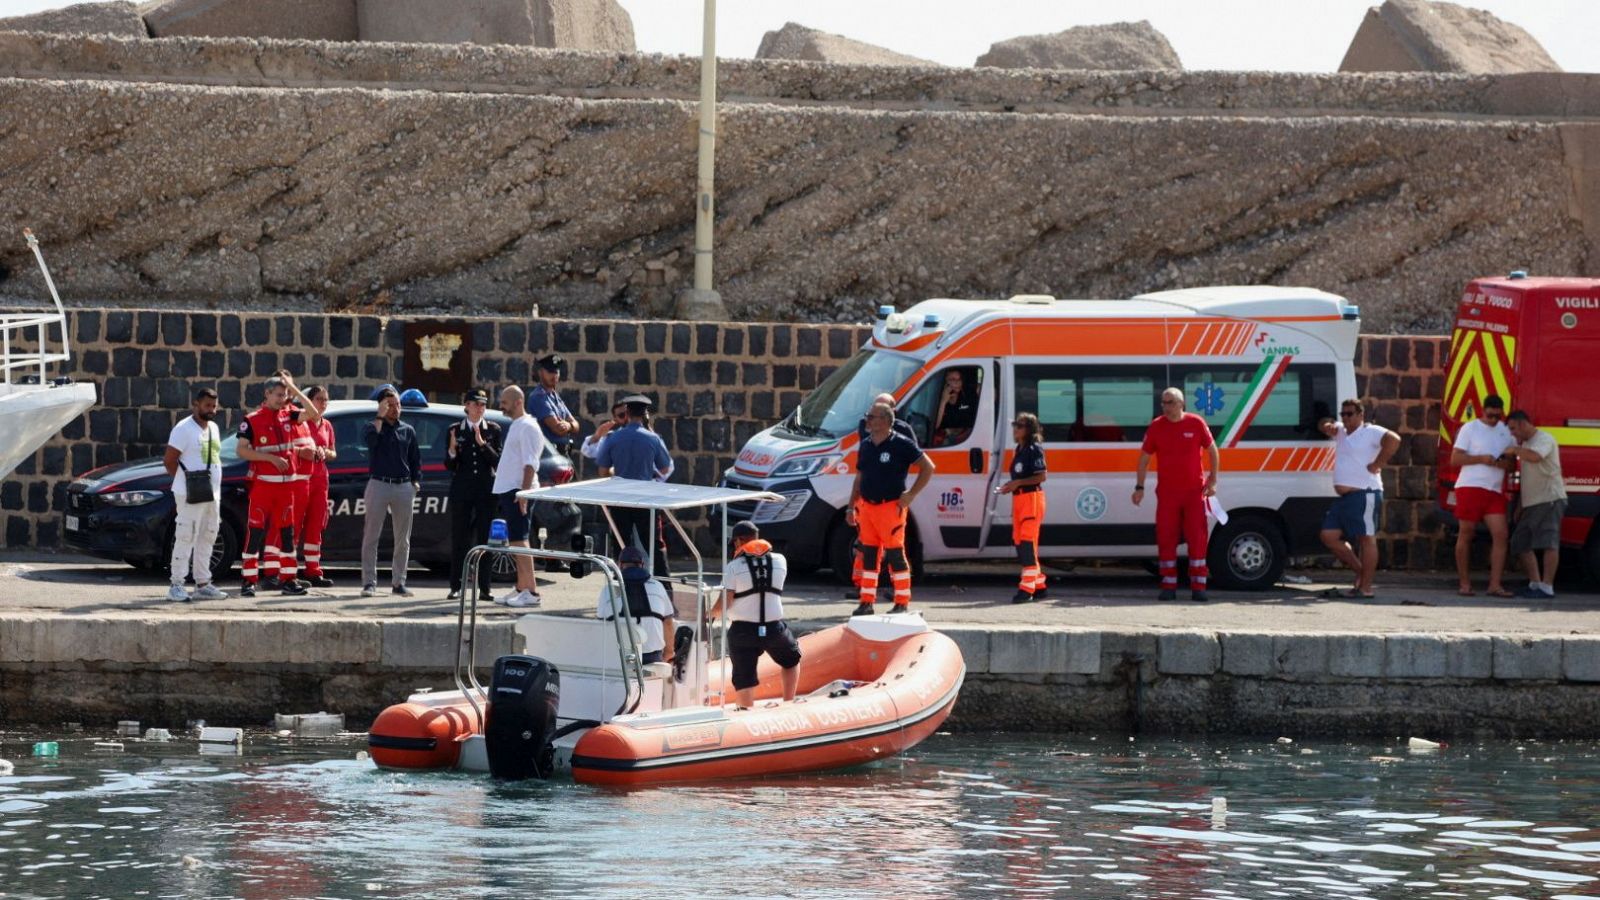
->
[[847, 402, 934, 616], [999, 412, 1049, 603]]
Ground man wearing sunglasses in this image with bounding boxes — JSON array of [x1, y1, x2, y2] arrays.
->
[[1317, 399, 1400, 599], [1448, 394, 1515, 597]]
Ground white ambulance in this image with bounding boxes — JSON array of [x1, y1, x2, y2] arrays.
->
[[721, 288, 1361, 589]]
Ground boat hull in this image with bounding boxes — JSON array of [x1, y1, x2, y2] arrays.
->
[[0, 382, 95, 478]]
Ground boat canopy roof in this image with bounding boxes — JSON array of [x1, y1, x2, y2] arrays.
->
[[519, 477, 783, 511]]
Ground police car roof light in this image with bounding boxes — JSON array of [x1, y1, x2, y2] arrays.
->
[[399, 388, 428, 408]]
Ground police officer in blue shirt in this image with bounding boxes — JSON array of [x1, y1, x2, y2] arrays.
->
[[529, 354, 580, 452], [598, 394, 674, 576]]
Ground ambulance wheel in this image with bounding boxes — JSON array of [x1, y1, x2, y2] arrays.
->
[[1207, 513, 1286, 591]]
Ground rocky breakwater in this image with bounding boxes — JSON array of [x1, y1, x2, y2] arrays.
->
[[0, 35, 1595, 329]]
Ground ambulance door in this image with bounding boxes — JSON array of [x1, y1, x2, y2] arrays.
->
[[899, 359, 1004, 561]]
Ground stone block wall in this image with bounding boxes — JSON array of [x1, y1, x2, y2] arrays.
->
[[2, 312, 1453, 570]]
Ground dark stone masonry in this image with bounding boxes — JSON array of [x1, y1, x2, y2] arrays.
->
[[3, 310, 1449, 567]]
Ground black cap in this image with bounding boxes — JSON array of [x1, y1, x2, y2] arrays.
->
[[731, 521, 759, 540], [536, 353, 564, 373], [463, 389, 489, 404]]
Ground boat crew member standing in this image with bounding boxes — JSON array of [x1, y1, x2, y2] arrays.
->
[[1133, 387, 1220, 603], [1000, 412, 1049, 604], [597, 545, 676, 665], [1449, 394, 1515, 598], [236, 375, 312, 597], [163, 387, 226, 602], [597, 394, 674, 576], [445, 388, 504, 601], [849, 401, 935, 616], [494, 385, 544, 607], [296, 383, 336, 588], [1317, 398, 1400, 599], [360, 387, 422, 598], [709, 521, 800, 708]]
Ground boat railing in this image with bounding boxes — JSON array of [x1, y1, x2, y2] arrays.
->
[[2, 229, 72, 385], [455, 545, 645, 728]]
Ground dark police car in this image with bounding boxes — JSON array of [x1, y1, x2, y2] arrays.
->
[[62, 399, 577, 578]]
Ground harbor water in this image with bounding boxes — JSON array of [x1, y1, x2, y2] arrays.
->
[[1, 732, 1598, 899]]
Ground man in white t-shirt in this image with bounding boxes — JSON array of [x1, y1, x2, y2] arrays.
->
[[162, 387, 226, 602], [596, 546, 676, 665], [709, 521, 801, 709], [493, 385, 543, 608], [1449, 394, 1516, 597], [1317, 399, 1400, 599]]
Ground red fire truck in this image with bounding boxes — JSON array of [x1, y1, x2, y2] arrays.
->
[[1436, 273, 1600, 581]]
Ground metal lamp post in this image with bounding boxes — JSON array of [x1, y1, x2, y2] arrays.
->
[[674, 0, 728, 321]]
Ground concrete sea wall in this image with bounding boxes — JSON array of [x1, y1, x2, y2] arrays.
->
[[2, 309, 1451, 567], [4, 614, 1597, 737], [0, 32, 1596, 329]]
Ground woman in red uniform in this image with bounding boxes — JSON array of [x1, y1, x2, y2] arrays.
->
[[297, 385, 337, 587], [999, 413, 1048, 603]]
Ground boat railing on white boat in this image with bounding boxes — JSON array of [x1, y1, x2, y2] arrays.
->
[[510, 479, 785, 716], [455, 546, 645, 729], [1, 229, 72, 387]]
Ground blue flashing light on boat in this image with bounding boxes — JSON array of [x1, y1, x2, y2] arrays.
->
[[876, 305, 894, 320], [923, 314, 942, 329]]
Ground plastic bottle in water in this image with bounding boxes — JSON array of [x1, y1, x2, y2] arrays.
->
[[489, 519, 508, 547]]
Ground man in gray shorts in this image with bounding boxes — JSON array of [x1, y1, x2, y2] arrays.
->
[[1504, 410, 1567, 599]]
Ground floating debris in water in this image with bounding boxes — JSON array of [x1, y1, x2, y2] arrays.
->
[[355, 751, 370, 762], [92, 741, 124, 752], [1275, 737, 1293, 744], [144, 728, 172, 742], [1408, 737, 1443, 751], [32, 741, 58, 757], [0, 757, 13, 774], [198, 727, 243, 745], [117, 720, 140, 738], [181, 855, 202, 869]]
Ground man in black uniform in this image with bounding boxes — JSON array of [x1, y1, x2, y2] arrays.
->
[[445, 389, 503, 601], [848, 402, 935, 615]]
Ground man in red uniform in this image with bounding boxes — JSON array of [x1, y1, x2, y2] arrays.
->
[[236, 376, 313, 597], [1133, 387, 1220, 603], [294, 382, 336, 588]]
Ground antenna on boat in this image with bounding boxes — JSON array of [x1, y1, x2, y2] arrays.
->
[[22, 228, 72, 365]]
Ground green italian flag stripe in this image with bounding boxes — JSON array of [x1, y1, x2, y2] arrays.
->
[[1221, 355, 1291, 446]]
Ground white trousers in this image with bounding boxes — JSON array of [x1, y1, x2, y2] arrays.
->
[[171, 499, 222, 586]]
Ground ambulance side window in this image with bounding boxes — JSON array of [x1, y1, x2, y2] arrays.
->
[[1015, 365, 1161, 443], [1169, 363, 1337, 440]]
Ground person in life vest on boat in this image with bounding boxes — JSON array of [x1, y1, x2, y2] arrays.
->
[[597, 544, 676, 666], [709, 521, 801, 709]]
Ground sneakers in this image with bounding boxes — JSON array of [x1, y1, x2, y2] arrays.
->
[[392, 584, 415, 597], [504, 590, 542, 608], [1011, 589, 1038, 604], [851, 602, 877, 617], [308, 575, 334, 588], [193, 583, 226, 601], [1191, 590, 1210, 603], [277, 579, 308, 596], [240, 582, 257, 598], [166, 584, 190, 603], [361, 583, 378, 597], [496, 587, 526, 606], [446, 589, 462, 601], [1517, 584, 1555, 599], [1157, 589, 1176, 602]]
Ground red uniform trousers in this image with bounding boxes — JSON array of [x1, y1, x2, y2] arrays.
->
[[242, 480, 299, 585], [296, 474, 329, 578], [1013, 490, 1046, 594], [1155, 487, 1209, 591]]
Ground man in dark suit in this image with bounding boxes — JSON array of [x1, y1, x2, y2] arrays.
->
[[445, 388, 504, 600]]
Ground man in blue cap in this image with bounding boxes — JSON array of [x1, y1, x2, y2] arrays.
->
[[598, 393, 673, 575], [596, 545, 676, 665]]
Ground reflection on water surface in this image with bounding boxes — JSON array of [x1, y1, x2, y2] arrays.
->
[[1, 732, 1597, 899]]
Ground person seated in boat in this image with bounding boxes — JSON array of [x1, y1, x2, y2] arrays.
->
[[709, 521, 801, 709], [596, 545, 675, 666]]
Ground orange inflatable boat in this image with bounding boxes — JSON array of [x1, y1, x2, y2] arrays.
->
[[370, 613, 964, 784], [569, 615, 965, 785]]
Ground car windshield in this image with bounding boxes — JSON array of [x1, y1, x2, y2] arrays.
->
[[786, 349, 924, 440], [219, 432, 241, 464]]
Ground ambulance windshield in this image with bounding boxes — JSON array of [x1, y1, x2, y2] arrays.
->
[[784, 349, 923, 439]]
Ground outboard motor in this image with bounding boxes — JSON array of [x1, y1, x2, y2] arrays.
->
[[484, 655, 561, 780]]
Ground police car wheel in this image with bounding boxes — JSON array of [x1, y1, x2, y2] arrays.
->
[[1207, 513, 1286, 591]]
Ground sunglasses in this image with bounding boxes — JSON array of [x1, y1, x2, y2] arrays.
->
[[1339, 410, 1358, 418]]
